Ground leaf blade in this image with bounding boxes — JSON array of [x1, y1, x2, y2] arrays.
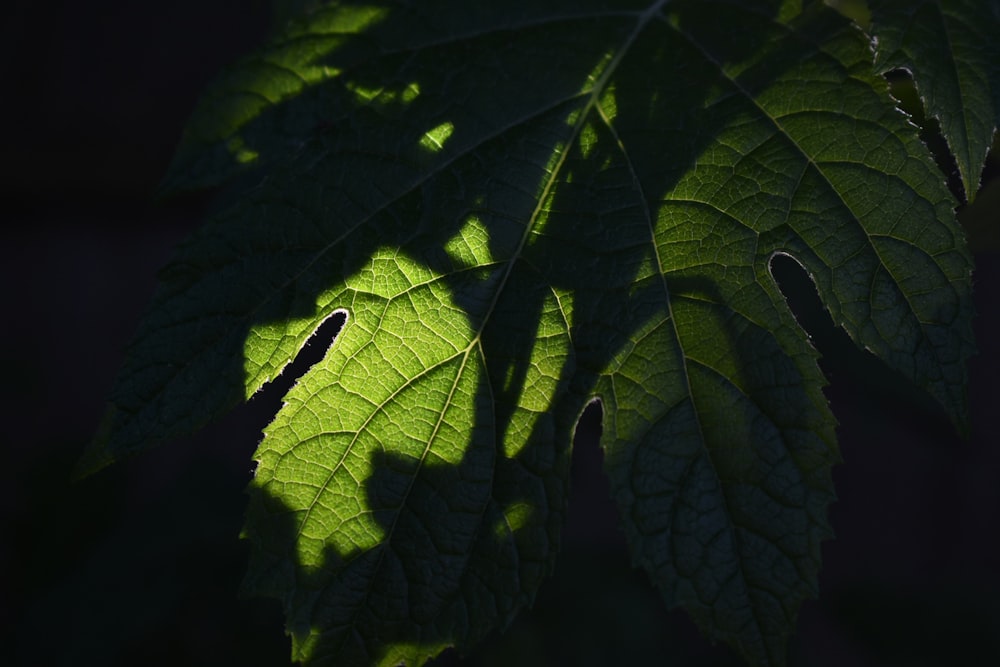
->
[[561, 2, 972, 663], [90, 2, 977, 666], [869, 0, 1000, 201]]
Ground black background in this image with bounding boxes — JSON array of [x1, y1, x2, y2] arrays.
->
[[3, 2, 999, 665]]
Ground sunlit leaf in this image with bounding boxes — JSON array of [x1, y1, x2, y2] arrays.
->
[[86, 1, 979, 665]]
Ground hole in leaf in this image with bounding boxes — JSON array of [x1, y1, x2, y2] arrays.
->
[[293, 309, 347, 381], [565, 399, 626, 549], [769, 253, 952, 438], [244, 311, 348, 477], [884, 68, 966, 202], [267, 310, 348, 397], [768, 253, 838, 351]]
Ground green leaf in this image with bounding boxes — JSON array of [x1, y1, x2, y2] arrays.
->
[[159, 3, 393, 193], [869, 0, 1000, 201], [86, 1, 978, 665]]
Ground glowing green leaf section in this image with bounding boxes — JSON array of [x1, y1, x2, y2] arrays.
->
[[252, 245, 485, 575], [419, 121, 455, 152]]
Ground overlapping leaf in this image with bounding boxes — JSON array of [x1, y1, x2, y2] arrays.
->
[[86, 1, 977, 666], [869, 0, 1000, 201]]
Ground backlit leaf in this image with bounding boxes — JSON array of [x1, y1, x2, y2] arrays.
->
[[86, 1, 979, 665]]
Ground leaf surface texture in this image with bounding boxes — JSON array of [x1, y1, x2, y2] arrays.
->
[[869, 0, 1000, 200], [87, 1, 977, 665]]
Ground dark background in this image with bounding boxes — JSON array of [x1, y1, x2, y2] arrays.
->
[[3, 2, 999, 665]]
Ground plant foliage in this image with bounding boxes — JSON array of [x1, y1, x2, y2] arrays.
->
[[84, 0, 997, 665]]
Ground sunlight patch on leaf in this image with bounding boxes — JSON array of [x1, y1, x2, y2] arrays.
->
[[226, 136, 260, 165], [347, 79, 422, 106], [402, 81, 421, 103], [444, 215, 495, 268], [599, 81, 619, 122], [579, 122, 600, 159], [497, 502, 534, 537], [583, 50, 616, 89], [419, 121, 456, 153], [255, 247, 486, 571], [500, 290, 570, 458]]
